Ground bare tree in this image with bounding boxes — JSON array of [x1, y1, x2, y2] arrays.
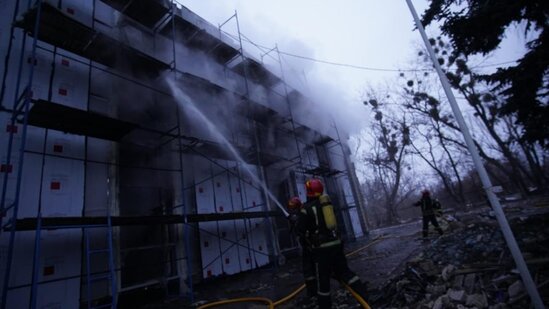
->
[[359, 92, 412, 225], [401, 37, 547, 196]]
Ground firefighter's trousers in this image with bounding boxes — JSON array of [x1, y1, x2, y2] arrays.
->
[[422, 214, 443, 237], [313, 243, 368, 309], [302, 247, 317, 297]]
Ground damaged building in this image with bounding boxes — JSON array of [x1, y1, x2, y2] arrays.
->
[[0, 0, 368, 308]]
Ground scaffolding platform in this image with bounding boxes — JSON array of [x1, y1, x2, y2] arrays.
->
[[100, 0, 171, 28], [28, 100, 136, 141], [11, 211, 282, 231], [231, 58, 281, 86], [159, 13, 239, 64], [15, 2, 169, 77]]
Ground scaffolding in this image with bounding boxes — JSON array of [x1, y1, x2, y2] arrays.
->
[[0, 1, 368, 308]]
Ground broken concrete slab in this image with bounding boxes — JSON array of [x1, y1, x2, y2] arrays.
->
[[447, 288, 467, 303]]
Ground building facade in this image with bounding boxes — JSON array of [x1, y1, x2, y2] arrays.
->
[[0, 0, 367, 307]]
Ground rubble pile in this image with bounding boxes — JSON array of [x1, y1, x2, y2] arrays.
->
[[371, 211, 549, 308]]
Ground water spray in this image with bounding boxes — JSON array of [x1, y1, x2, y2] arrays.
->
[[166, 78, 289, 218]]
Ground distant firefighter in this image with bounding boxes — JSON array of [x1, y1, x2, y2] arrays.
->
[[414, 189, 443, 238], [295, 178, 369, 309]]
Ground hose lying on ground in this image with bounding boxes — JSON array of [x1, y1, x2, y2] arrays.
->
[[196, 235, 387, 308]]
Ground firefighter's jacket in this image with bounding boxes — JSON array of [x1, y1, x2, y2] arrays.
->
[[414, 196, 436, 216], [296, 196, 341, 250]]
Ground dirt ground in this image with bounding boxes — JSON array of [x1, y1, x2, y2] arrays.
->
[[186, 220, 430, 308], [144, 198, 549, 308]]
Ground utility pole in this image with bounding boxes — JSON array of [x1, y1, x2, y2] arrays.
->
[[405, 1, 544, 308]]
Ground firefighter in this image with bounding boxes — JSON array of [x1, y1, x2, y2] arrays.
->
[[287, 196, 317, 307], [414, 189, 443, 238], [296, 178, 369, 309]]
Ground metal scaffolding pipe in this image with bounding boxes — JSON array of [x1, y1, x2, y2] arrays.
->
[[405, 1, 544, 308]]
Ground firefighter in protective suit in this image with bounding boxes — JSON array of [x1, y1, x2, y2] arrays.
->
[[296, 178, 369, 309], [287, 196, 317, 306], [414, 190, 443, 238]]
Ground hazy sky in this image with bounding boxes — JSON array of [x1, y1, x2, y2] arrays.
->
[[175, 1, 528, 137]]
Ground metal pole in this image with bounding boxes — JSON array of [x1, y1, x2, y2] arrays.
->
[[405, 1, 544, 308]]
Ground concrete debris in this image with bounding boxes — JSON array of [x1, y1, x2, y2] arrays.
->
[[466, 293, 488, 308], [453, 274, 465, 288], [447, 289, 466, 302], [463, 273, 476, 293], [507, 280, 524, 299], [370, 210, 549, 308], [441, 264, 456, 281]]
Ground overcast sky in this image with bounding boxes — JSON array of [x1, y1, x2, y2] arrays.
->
[[175, 1, 529, 138]]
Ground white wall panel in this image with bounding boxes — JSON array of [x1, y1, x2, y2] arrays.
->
[[44, 0, 93, 26], [41, 156, 84, 217], [36, 278, 80, 309], [212, 162, 240, 275], [0, 118, 43, 219], [198, 221, 222, 278], [0, 0, 14, 37], [46, 131, 85, 160], [195, 164, 214, 214], [40, 229, 81, 281], [212, 162, 231, 214], [235, 219, 252, 271], [24, 47, 53, 102], [6, 231, 35, 287], [227, 164, 253, 272], [4, 286, 30, 309], [241, 164, 269, 268], [218, 220, 240, 275], [51, 50, 89, 110], [94, 1, 115, 27], [18, 153, 42, 218]]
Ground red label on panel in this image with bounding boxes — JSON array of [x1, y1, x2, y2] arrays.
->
[[0, 164, 13, 173], [27, 57, 37, 65], [50, 181, 61, 190], [61, 59, 70, 66], [225, 258, 230, 264], [53, 144, 63, 153], [58, 88, 67, 96], [6, 125, 18, 133], [66, 7, 75, 15], [198, 187, 203, 193], [43, 266, 55, 276], [207, 270, 212, 277], [218, 206, 224, 212]]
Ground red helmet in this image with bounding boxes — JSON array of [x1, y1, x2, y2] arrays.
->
[[422, 189, 430, 197], [287, 196, 302, 211], [306, 178, 324, 197]]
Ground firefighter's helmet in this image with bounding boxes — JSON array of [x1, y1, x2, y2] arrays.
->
[[422, 189, 430, 197], [287, 196, 302, 211], [306, 178, 324, 197]]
